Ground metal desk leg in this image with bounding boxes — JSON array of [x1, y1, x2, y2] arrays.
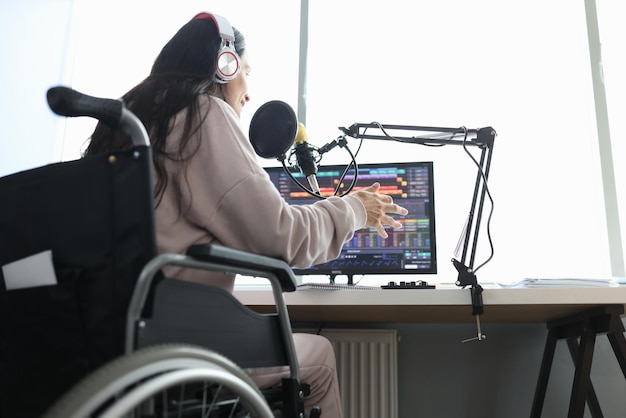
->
[[530, 305, 626, 418], [606, 315, 626, 378], [567, 337, 603, 418], [531, 329, 557, 417], [568, 322, 597, 418]]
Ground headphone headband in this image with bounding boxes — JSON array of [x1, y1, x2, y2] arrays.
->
[[193, 12, 240, 83], [194, 12, 235, 43]]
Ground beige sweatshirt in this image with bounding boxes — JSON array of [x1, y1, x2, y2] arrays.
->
[[155, 95, 367, 291]]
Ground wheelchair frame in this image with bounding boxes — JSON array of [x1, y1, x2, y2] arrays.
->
[[1, 87, 315, 418]]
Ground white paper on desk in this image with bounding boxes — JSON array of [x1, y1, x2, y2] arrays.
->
[[297, 282, 379, 291], [496, 277, 620, 288], [2, 250, 58, 290]]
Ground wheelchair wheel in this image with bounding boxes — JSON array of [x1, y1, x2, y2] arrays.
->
[[42, 343, 274, 418]]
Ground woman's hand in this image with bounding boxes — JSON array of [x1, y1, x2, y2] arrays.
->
[[350, 182, 409, 238]]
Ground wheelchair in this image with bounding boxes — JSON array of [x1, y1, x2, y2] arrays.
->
[[0, 87, 320, 418]]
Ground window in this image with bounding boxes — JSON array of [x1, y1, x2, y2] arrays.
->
[[1, 0, 622, 283], [305, 0, 616, 282], [61, 0, 300, 160]]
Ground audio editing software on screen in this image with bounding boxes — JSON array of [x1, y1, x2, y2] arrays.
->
[[264, 162, 437, 276]]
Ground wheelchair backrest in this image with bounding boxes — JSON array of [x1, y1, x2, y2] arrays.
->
[[0, 146, 156, 418]]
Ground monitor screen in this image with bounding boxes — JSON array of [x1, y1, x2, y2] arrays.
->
[[264, 161, 437, 278]]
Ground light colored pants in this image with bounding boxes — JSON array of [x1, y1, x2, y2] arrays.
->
[[246, 333, 344, 418]]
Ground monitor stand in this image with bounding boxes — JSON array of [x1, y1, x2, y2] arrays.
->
[[328, 274, 355, 286]]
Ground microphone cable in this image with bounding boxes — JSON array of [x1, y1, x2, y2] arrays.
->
[[361, 122, 496, 273], [281, 147, 325, 200], [459, 126, 495, 273], [282, 135, 360, 198]]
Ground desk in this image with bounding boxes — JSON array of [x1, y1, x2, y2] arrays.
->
[[235, 286, 626, 324], [237, 285, 626, 418]]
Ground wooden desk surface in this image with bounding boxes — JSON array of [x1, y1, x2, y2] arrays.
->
[[235, 286, 626, 323]]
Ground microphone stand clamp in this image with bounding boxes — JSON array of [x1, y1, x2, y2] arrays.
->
[[318, 135, 348, 155], [453, 258, 486, 343]]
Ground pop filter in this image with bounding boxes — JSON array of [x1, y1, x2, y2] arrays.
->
[[249, 100, 297, 159]]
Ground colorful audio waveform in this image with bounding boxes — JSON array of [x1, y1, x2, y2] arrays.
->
[[284, 166, 431, 199], [344, 219, 431, 249]]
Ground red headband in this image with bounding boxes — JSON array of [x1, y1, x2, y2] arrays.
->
[[193, 12, 214, 21]]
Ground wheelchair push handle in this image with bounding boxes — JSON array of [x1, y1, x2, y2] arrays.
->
[[47, 86, 150, 147]]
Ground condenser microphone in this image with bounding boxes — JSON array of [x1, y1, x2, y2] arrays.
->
[[248, 101, 322, 196], [294, 123, 320, 195]]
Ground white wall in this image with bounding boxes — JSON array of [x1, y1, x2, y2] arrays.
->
[[1, 0, 624, 285]]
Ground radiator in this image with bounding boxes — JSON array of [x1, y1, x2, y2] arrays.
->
[[319, 329, 398, 418]]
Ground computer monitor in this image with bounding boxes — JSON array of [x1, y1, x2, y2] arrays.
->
[[264, 161, 437, 280]]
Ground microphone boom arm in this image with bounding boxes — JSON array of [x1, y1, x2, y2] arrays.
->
[[340, 122, 496, 338]]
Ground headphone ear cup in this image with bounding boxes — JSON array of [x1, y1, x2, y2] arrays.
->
[[193, 12, 240, 83], [215, 44, 240, 83]]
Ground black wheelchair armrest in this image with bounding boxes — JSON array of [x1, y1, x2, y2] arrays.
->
[[186, 243, 297, 292]]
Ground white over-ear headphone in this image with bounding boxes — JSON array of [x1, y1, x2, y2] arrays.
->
[[194, 12, 241, 83]]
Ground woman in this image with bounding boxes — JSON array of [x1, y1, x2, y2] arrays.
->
[[85, 12, 407, 418]]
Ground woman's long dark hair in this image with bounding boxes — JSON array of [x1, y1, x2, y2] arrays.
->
[[84, 14, 246, 207]]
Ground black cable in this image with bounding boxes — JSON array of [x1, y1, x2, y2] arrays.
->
[[459, 127, 495, 273], [348, 123, 496, 272], [280, 157, 325, 200], [332, 141, 358, 197], [282, 137, 359, 199], [316, 322, 327, 335], [371, 121, 455, 146]]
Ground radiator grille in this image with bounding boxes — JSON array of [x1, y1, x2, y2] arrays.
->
[[320, 329, 398, 418]]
